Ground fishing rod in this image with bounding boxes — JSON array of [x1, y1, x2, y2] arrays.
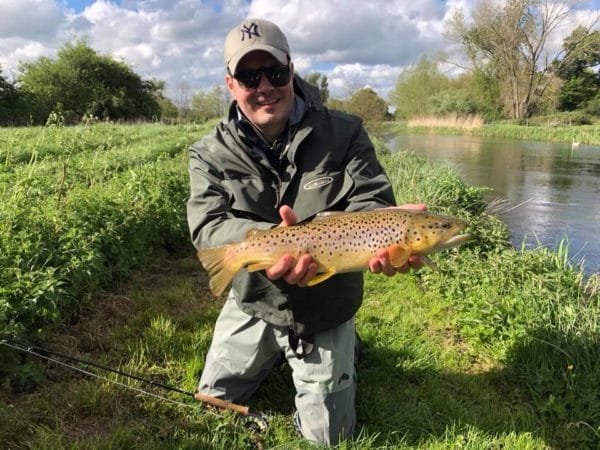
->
[[1, 338, 268, 432]]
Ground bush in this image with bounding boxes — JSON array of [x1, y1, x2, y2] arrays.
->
[[430, 89, 479, 116], [521, 111, 593, 126], [583, 94, 600, 117]]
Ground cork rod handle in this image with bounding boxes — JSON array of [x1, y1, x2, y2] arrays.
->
[[194, 392, 250, 415]]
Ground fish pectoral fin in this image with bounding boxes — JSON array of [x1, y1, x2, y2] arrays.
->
[[387, 243, 412, 268], [420, 255, 439, 271], [305, 268, 337, 286]]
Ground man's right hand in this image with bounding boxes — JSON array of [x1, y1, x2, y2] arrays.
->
[[368, 203, 427, 274]]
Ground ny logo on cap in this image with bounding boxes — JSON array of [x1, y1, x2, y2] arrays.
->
[[240, 22, 260, 41]]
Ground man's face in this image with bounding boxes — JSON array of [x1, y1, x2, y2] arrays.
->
[[226, 50, 294, 140]]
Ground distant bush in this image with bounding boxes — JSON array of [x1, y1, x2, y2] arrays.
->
[[429, 89, 479, 116], [520, 111, 593, 126], [17, 40, 164, 124], [583, 95, 600, 117], [327, 88, 391, 125]]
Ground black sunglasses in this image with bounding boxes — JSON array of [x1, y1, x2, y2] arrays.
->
[[233, 65, 292, 89]]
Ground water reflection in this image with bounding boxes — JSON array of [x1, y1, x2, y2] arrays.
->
[[388, 134, 600, 274]]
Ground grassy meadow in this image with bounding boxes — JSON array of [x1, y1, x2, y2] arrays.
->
[[1, 123, 599, 449]]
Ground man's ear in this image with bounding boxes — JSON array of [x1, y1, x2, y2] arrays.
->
[[225, 74, 236, 97]]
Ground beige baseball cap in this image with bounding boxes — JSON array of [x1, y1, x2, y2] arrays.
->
[[224, 18, 290, 74]]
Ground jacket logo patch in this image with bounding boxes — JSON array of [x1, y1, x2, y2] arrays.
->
[[303, 176, 334, 190]]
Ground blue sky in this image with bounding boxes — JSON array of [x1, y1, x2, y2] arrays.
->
[[63, 0, 93, 12], [1, 0, 598, 102]]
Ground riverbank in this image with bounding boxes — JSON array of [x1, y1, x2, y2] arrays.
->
[[387, 121, 600, 146], [1, 124, 599, 448]]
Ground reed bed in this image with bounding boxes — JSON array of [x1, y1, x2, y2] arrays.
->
[[407, 114, 485, 130]]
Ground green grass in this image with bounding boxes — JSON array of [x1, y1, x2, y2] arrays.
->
[[4, 251, 596, 449], [1, 123, 599, 449], [0, 122, 214, 345]]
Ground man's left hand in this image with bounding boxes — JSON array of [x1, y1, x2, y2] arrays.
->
[[368, 203, 427, 275]]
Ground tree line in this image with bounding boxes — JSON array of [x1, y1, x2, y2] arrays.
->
[[1, 0, 599, 127]]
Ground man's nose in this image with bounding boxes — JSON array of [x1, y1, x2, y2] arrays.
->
[[255, 72, 274, 91]]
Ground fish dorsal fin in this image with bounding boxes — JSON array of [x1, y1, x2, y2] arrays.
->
[[313, 211, 349, 221]]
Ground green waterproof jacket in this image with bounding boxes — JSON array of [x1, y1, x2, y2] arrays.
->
[[187, 76, 395, 337]]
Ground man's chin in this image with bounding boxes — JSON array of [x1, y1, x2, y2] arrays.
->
[[254, 113, 284, 127], [255, 105, 281, 117]]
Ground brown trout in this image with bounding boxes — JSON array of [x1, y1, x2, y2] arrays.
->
[[198, 208, 470, 297]]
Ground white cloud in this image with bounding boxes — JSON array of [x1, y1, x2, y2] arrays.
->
[[0, 0, 64, 39], [0, 38, 55, 77], [0, 0, 597, 101], [328, 63, 402, 99]]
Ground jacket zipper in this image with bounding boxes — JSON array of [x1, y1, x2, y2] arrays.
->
[[273, 171, 282, 208]]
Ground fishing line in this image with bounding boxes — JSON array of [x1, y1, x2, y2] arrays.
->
[[1, 339, 268, 431], [4, 339, 194, 394], [2, 339, 198, 410]]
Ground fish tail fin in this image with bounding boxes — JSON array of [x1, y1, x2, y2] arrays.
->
[[197, 245, 241, 297]]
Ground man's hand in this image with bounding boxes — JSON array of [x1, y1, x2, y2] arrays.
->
[[368, 203, 427, 275], [265, 205, 319, 286]]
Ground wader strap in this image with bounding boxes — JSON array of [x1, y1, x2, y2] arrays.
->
[[288, 330, 314, 359]]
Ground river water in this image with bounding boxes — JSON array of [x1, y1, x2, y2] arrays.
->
[[388, 134, 600, 275]]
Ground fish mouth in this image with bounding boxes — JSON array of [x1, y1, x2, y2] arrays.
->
[[425, 233, 471, 253]]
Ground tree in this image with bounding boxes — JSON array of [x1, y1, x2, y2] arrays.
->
[[390, 56, 450, 119], [557, 26, 600, 80], [305, 72, 330, 104], [0, 68, 18, 124], [157, 96, 179, 122], [190, 86, 230, 122], [176, 80, 193, 118], [446, 0, 600, 119], [18, 40, 162, 123], [559, 71, 599, 110], [469, 67, 504, 121], [325, 98, 345, 111], [555, 27, 600, 110]]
